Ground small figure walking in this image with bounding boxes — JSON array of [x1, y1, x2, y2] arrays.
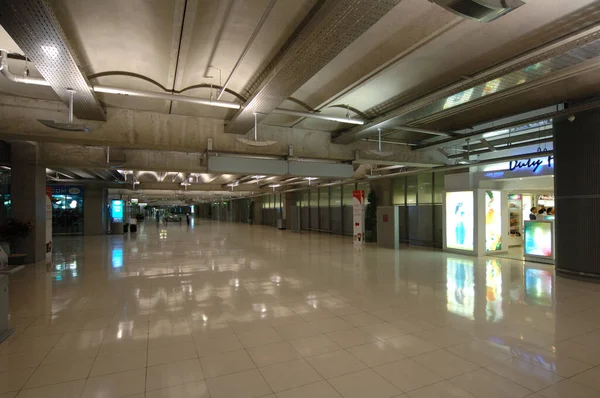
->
[[186, 213, 191, 226]]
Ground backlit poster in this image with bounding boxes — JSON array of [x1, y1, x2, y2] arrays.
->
[[111, 200, 124, 223], [352, 190, 365, 244], [524, 221, 553, 257], [446, 258, 474, 320], [446, 191, 474, 251], [485, 190, 502, 251]]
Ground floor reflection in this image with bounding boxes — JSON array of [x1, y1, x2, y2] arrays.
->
[[3, 222, 600, 398]]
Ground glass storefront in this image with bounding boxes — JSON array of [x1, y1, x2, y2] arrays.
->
[[50, 186, 84, 235]]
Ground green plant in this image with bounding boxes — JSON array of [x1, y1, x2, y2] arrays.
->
[[0, 218, 32, 254], [135, 213, 145, 221], [364, 191, 377, 242], [248, 201, 255, 220]]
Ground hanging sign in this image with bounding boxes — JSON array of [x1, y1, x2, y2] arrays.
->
[[352, 190, 365, 244]]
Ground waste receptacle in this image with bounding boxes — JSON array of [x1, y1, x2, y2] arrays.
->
[[130, 224, 137, 233], [123, 223, 129, 233], [277, 219, 286, 230]]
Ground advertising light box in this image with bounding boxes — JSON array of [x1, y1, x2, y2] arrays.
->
[[446, 191, 474, 251], [111, 200, 124, 223], [485, 190, 502, 252], [524, 221, 553, 258]]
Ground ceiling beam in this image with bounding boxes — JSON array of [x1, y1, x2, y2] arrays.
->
[[0, 0, 105, 120], [224, 0, 400, 135]]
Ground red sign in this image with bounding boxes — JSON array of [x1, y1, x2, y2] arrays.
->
[[383, 215, 388, 223], [352, 190, 364, 204]]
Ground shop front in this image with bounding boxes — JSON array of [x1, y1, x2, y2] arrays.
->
[[49, 185, 84, 235], [444, 153, 555, 263]]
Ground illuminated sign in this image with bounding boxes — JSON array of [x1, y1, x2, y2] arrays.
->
[[524, 221, 553, 258], [485, 191, 502, 252], [111, 200, 124, 223], [446, 191, 474, 251], [509, 155, 553, 173]]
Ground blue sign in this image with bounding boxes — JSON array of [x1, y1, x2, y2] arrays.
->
[[50, 185, 84, 196], [111, 200, 124, 222], [509, 155, 554, 173]]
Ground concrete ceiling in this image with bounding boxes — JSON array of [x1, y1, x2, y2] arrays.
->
[[1, 0, 600, 200]]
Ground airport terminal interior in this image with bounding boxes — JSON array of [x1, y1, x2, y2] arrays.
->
[[2, 0, 600, 397]]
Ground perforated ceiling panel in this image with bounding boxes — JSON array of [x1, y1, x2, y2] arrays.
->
[[0, 0, 105, 120], [225, 0, 400, 135]]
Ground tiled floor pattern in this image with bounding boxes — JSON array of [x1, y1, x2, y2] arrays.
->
[[1, 222, 600, 397]]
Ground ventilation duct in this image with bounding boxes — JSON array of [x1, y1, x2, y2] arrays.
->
[[430, 0, 527, 22]]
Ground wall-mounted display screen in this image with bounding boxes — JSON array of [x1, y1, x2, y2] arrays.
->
[[524, 221, 553, 257], [111, 200, 124, 223], [446, 191, 474, 251], [485, 190, 502, 251], [446, 258, 474, 320]]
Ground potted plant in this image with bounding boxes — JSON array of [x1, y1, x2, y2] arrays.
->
[[248, 201, 255, 225], [364, 191, 377, 242], [0, 218, 33, 265]]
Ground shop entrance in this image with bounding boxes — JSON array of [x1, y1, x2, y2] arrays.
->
[[484, 175, 554, 261]]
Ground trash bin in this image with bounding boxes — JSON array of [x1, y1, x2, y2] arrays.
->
[[123, 223, 129, 233], [277, 219, 286, 230], [130, 224, 137, 233]]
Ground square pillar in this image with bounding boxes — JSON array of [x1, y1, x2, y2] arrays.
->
[[11, 142, 45, 263], [83, 187, 107, 235]]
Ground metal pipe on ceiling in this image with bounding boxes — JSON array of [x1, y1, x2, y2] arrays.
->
[[0, 51, 240, 110], [1, 51, 371, 124], [216, 0, 277, 100]]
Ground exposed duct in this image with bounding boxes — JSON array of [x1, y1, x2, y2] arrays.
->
[[225, 0, 401, 134], [430, 0, 527, 22], [0, 0, 106, 120]]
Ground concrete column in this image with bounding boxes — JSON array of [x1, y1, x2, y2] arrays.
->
[[83, 187, 107, 235], [10, 142, 45, 263], [370, 179, 392, 207], [554, 108, 600, 278], [253, 198, 263, 225]]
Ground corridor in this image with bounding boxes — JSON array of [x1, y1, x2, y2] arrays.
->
[[2, 222, 600, 397]]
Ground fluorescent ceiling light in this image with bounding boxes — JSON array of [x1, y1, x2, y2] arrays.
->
[[483, 129, 509, 139], [93, 86, 241, 110], [272, 109, 365, 125]]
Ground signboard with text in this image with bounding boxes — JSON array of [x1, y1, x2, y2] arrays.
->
[[352, 190, 365, 244]]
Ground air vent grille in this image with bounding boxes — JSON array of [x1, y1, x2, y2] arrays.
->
[[433, 0, 512, 22]]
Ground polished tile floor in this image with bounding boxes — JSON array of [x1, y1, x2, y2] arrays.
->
[[2, 221, 600, 397]]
